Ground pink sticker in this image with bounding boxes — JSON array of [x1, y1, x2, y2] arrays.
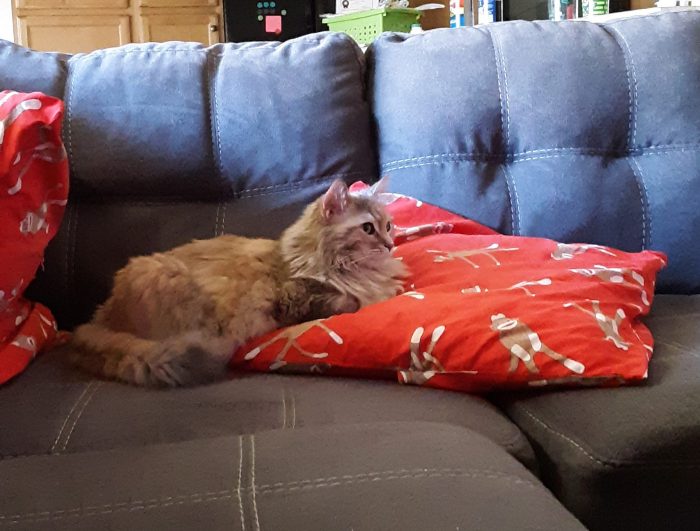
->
[[265, 15, 282, 34]]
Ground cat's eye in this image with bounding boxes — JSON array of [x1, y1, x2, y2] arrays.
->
[[362, 222, 376, 235], [386, 222, 392, 232]]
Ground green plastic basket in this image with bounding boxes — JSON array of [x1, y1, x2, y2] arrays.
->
[[322, 8, 421, 46]]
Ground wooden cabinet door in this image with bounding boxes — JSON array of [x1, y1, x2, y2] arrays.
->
[[16, 1, 129, 7], [140, 0, 218, 6], [630, 0, 655, 8], [140, 13, 220, 45], [17, 14, 131, 53]]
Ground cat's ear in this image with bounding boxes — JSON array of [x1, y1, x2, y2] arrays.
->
[[321, 179, 349, 220], [369, 175, 390, 196]]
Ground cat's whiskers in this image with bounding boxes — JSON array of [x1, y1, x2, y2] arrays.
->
[[337, 249, 388, 271]]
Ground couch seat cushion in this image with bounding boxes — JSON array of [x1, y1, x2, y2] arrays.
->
[[0, 353, 535, 469], [498, 294, 700, 530], [0, 422, 583, 530]]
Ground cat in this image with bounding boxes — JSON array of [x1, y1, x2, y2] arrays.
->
[[69, 178, 407, 387]]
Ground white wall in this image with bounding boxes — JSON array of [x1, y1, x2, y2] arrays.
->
[[0, 1, 14, 42]]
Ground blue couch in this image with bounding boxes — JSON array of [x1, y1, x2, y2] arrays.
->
[[0, 9, 698, 530]]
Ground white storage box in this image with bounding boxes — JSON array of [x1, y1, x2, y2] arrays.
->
[[335, 0, 381, 15]]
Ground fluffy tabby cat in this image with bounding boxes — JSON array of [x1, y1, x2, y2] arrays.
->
[[70, 178, 407, 387]]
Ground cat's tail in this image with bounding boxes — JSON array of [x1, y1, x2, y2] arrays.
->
[[68, 323, 232, 387]]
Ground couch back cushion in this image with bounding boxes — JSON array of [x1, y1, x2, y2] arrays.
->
[[0, 34, 375, 328], [368, 11, 700, 294]]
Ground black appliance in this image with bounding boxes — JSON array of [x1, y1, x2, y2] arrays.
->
[[224, 0, 336, 42]]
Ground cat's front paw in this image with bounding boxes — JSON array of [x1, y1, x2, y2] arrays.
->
[[331, 293, 360, 315]]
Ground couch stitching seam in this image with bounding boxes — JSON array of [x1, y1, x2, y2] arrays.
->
[[214, 202, 221, 237], [381, 143, 700, 169], [520, 408, 609, 467], [208, 49, 223, 240], [502, 165, 520, 235], [6, 446, 699, 468], [65, 58, 77, 182], [501, 165, 516, 235], [499, 430, 529, 453], [519, 406, 700, 468], [207, 50, 225, 187], [61, 203, 74, 303], [234, 175, 348, 198], [487, 28, 508, 150], [220, 202, 227, 235], [250, 436, 261, 531], [606, 25, 637, 148], [238, 435, 245, 531], [620, 28, 640, 146], [0, 491, 233, 524], [495, 32, 511, 147], [68, 171, 383, 202], [606, 24, 648, 251], [49, 382, 91, 453], [281, 390, 287, 430], [252, 467, 534, 491], [281, 389, 295, 430], [64, 59, 80, 303], [630, 156, 652, 250], [382, 146, 700, 171], [655, 339, 700, 359], [602, 10, 698, 27], [235, 173, 364, 193], [625, 157, 647, 249], [75, 37, 334, 58], [70, 201, 79, 291], [254, 470, 536, 495], [58, 381, 101, 452], [646, 312, 700, 321], [0, 469, 536, 523]]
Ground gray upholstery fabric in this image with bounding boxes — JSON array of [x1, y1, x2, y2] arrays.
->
[[0, 423, 584, 530], [498, 294, 700, 530], [0, 354, 534, 469]]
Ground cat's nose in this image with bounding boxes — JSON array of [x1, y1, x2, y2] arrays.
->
[[379, 234, 393, 251]]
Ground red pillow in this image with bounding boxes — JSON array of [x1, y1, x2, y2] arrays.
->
[[231, 183, 667, 392], [0, 91, 68, 385]]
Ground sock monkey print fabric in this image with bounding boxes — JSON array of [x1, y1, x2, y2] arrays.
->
[[0, 91, 67, 384], [232, 184, 667, 392]]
